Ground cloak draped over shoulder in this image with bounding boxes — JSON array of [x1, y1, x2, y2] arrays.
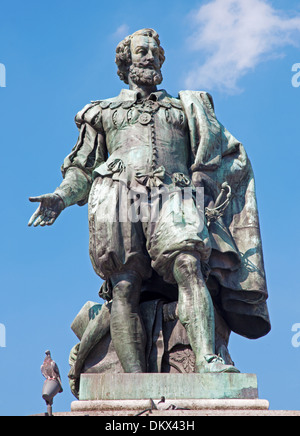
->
[[180, 91, 270, 339]]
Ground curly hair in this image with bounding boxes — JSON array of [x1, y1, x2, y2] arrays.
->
[[115, 28, 165, 84]]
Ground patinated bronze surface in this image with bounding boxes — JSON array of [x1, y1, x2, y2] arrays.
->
[[28, 29, 270, 397]]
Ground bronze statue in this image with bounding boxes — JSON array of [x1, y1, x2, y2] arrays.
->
[[29, 29, 270, 393]]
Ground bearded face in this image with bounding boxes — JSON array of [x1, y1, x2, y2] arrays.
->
[[128, 62, 163, 87], [128, 34, 163, 87]]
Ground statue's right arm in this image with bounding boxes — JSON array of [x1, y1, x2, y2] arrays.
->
[[28, 103, 107, 227]]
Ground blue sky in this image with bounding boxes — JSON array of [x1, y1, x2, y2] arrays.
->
[[0, 0, 300, 416]]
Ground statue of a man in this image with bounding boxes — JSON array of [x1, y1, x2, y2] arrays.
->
[[29, 28, 270, 375]]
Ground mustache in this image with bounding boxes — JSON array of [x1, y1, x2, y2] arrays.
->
[[132, 61, 158, 70]]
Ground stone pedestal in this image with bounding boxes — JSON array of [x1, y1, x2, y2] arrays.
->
[[71, 373, 269, 413]]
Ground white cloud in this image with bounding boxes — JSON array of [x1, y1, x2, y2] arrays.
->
[[112, 24, 130, 41], [185, 0, 300, 93]]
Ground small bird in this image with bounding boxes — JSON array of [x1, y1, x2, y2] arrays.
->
[[41, 350, 63, 393]]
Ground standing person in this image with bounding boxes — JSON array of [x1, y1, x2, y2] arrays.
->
[[29, 28, 270, 375]]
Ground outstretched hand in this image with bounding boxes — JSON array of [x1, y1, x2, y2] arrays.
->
[[28, 193, 65, 227]]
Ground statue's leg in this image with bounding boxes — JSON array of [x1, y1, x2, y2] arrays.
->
[[110, 271, 146, 373], [173, 251, 239, 373], [173, 252, 215, 365]]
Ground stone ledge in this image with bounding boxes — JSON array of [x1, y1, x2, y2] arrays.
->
[[71, 398, 269, 413], [79, 373, 258, 401], [32, 410, 300, 416]]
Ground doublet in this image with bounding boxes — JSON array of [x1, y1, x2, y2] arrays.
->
[[74, 89, 192, 189]]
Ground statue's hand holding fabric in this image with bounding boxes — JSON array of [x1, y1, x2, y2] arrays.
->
[[28, 194, 65, 227]]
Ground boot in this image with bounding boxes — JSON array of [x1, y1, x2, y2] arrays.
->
[[197, 354, 240, 373]]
